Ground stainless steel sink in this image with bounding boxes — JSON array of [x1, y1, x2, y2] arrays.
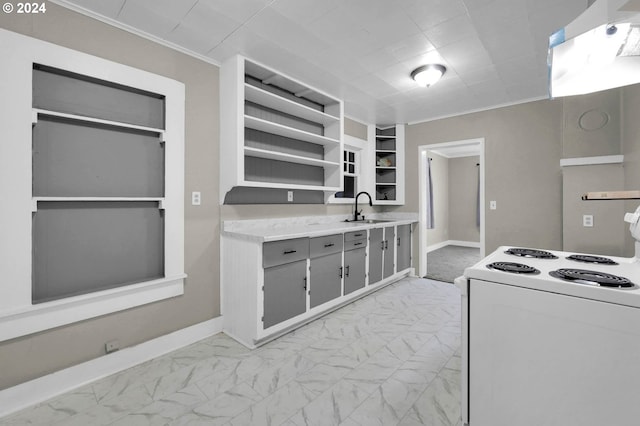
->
[[344, 219, 393, 224]]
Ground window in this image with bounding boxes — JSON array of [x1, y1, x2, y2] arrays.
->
[[0, 29, 185, 341], [335, 149, 358, 199]]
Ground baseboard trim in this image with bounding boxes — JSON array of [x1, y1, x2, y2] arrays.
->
[[427, 240, 480, 253], [0, 316, 224, 418]]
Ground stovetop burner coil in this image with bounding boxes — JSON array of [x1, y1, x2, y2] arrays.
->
[[549, 268, 634, 288], [505, 248, 558, 259], [566, 254, 618, 265], [487, 262, 540, 275]]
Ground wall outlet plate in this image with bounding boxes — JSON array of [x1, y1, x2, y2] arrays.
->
[[287, 191, 293, 202], [583, 214, 594, 227], [490, 200, 497, 210], [191, 191, 201, 206], [105, 340, 120, 354]]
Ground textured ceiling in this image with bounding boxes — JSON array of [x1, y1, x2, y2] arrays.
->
[[56, 0, 587, 124]]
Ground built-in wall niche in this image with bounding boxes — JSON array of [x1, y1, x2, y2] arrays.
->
[[31, 64, 169, 304], [220, 55, 344, 203], [373, 124, 405, 205], [0, 28, 185, 341]]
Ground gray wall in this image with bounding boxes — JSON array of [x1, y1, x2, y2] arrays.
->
[[563, 164, 625, 255], [448, 156, 480, 243], [0, 5, 219, 389], [425, 152, 449, 247], [624, 84, 640, 255], [397, 99, 564, 254]]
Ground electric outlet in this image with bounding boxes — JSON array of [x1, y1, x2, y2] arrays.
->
[[490, 200, 497, 210], [287, 191, 294, 202], [105, 340, 120, 354], [191, 191, 201, 206], [583, 214, 594, 227]]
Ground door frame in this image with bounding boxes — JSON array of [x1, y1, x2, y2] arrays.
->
[[418, 138, 486, 277]]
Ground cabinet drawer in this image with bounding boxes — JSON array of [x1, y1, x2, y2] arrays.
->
[[344, 239, 367, 252], [344, 230, 367, 242], [310, 234, 343, 258], [263, 238, 309, 268]]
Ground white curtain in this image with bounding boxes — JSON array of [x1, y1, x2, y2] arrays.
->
[[426, 157, 434, 229]]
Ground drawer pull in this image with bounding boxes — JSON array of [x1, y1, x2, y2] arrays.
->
[[324, 243, 335, 248], [354, 242, 363, 246], [354, 233, 363, 237], [283, 250, 297, 255]]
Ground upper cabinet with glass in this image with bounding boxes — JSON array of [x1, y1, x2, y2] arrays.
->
[[220, 55, 344, 202]]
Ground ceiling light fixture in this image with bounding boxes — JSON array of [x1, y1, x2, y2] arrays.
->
[[411, 64, 446, 87]]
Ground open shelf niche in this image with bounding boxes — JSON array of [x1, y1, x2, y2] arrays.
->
[[372, 124, 405, 205], [220, 55, 344, 202]]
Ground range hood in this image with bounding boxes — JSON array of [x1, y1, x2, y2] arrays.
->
[[549, 0, 640, 97]]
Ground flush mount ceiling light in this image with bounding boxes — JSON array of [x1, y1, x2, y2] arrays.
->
[[411, 64, 446, 87]]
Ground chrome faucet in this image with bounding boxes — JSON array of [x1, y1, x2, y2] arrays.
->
[[353, 191, 373, 221]]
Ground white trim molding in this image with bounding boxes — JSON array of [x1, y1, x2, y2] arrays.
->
[[426, 240, 481, 253], [560, 154, 624, 167], [0, 317, 224, 418]]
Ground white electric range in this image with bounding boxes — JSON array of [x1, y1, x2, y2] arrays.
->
[[455, 207, 640, 426]]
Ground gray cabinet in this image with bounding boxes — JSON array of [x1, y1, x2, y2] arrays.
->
[[263, 237, 310, 328], [369, 228, 384, 285], [397, 224, 411, 272], [383, 226, 395, 279], [263, 260, 307, 328], [344, 248, 366, 295], [344, 233, 367, 295], [309, 234, 343, 309]]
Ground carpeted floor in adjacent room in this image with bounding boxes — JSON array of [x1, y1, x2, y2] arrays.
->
[[425, 245, 481, 283]]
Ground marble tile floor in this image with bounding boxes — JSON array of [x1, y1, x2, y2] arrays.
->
[[3, 277, 463, 426]]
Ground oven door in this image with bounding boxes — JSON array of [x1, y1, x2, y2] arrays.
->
[[454, 275, 469, 425]]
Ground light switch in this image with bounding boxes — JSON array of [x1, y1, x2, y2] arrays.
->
[[287, 191, 294, 202], [583, 214, 593, 227], [490, 200, 497, 210], [191, 191, 201, 206]]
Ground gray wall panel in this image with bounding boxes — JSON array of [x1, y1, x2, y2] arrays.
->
[[33, 66, 165, 129], [33, 201, 164, 304], [33, 116, 164, 197]]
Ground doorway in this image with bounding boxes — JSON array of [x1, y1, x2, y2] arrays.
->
[[418, 138, 485, 279]]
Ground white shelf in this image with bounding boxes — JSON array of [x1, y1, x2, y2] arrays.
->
[[31, 197, 165, 212], [376, 183, 397, 186], [244, 147, 339, 169], [244, 115, 339, 147], [245, 84, 339, 126], [241, 180, 341, 192], [376, 166, 396, 170], [33, 108, 165, 136]]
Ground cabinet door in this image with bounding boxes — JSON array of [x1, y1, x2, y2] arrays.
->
[[263, 259, 307, 328], [369, 228, 384, 284], [344, 248, 366, 295], [310, 252, 342, 309], [396, 224, 411, 272], [383, 226, 395, 279]]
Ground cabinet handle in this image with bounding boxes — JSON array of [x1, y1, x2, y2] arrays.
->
[[397, 238, 400, 247], [303, 276, 307, 290], [384, 240, 388, 249], [324, 243, 334, 248], [354, 233, 363, 237], [381, 241, 385, 250], [346, 265, 350, 277], [283, 250, 297, 255], [339, 266, 343, 278], [354, 242, 363, 246]]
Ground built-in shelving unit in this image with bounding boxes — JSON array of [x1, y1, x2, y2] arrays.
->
[[372, 124, 405, 205], [220, 55, 344, 202]]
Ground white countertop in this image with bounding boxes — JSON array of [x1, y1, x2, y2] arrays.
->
[[222, 213, 418, 242]]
